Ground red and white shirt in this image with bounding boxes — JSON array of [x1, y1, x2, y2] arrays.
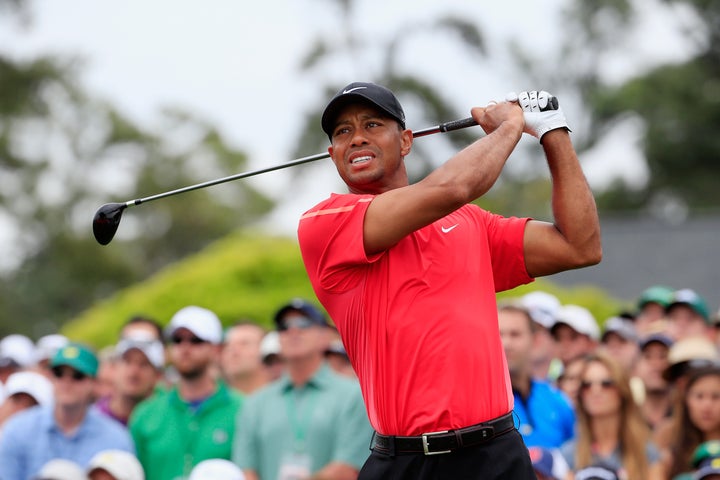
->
[[298, 193, 533, 436]]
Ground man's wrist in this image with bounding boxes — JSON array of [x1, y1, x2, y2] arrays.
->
[[499, 118, 524, 140], [540, 127, 570, 145]]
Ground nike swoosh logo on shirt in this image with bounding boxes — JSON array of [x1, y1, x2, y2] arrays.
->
[[441, 224, 459, 233], [343, 86, 367, 94]]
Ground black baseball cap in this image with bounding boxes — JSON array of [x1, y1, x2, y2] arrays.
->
[[321, 82, 406, 138], [273, 298, 329, 329]]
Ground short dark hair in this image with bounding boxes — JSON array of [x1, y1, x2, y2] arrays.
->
[[223, 320, 266, 343], [121, 315, 163, 339], [497, 301, 537, 333]]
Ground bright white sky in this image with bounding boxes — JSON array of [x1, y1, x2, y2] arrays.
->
[[0, 0, 698, 237]]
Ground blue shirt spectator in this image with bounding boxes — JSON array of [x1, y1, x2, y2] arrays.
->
[[0, 342, 134, 480], [0, 405, 134, 479], [514, 378, 576, 448], [498, 302, 576, 449]]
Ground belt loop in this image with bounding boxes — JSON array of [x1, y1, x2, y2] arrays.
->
[[387, 434, 396, 457], [368, 431, 376, 452], [454, 429, 464, 448]]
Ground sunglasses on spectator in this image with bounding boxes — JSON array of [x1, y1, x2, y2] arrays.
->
[[580, 379, 616, 391], [557, 374, 581, 384], [278, 316, 316, 331], [170, 335, 207, 345], [51, 366, 87, 381]]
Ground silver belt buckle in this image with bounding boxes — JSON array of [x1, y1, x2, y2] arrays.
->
[[421, 430, 451, 455]]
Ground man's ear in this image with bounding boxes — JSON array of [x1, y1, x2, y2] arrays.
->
[[531, 330, 542, 349], [401, 129, 413, 156]]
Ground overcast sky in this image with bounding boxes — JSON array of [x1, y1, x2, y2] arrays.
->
[[0, 0, 698, 236]]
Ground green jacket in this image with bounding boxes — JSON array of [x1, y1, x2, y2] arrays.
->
[[129, 381, 243, 480]]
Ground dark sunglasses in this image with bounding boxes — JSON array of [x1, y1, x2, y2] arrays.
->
[[580, 379, 615, 391], [51, 366, 87, 381], [278, 316, 316, 332], [170, 335, 206, 345]]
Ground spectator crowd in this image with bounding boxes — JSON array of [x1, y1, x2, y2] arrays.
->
[[0, 286, 719, 480]]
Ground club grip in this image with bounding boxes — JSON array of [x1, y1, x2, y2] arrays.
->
[[438, 117, 478, 133], [542, 96, 559, 111]]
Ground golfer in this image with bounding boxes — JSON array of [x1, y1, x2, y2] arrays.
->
[[297, 82, 601, 479]]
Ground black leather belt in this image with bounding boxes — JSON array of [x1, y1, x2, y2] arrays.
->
[[371, 412, 515, 456]]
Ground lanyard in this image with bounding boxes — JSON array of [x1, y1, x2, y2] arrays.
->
[[284, 385, 319, 453]]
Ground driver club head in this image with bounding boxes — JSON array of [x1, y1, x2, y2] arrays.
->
[[93, 203, 127, 245]]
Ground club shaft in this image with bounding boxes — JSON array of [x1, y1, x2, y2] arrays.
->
[[412, 116, 478, 137], [125, 116, 478, 208], [127, 151, 330, 207]]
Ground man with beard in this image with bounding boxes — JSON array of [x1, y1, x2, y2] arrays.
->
[[129, 306, 243, 480]]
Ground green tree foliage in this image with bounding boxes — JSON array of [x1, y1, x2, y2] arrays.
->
[[0, 47, 273, 337], [63, 233, 315, 347], [592, 59, 720, 209], [559, 0, 720, 211]]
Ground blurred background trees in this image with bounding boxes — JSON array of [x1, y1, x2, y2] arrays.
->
[[558, 0, 720, 215], [0, 0, 718, 338], [0, 0, 273, 335]]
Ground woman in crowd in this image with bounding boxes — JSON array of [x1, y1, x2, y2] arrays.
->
[[663, 365, 720, 479], [560, 351, 664, 479], [556, 355, 587, 407]]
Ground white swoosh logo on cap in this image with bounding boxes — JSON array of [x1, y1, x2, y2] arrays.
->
[[343, 86, 367, 94]]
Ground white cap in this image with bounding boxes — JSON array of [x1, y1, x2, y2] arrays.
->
[[189, 459, 245, 480], [35, 459, 85, 480], [87, 449, 145, 480], [521, 291, 561, 329], [35, 334, 70, 363], [116, 336, 165, 369], [165, 306, 222, 344], [602, 316, 638, 343], [5, 371, 53, 406], [668, 336, 719, 366], [260, 331, 280, 360], [552, 304, 600, 341], [0, 334, 36, 368]]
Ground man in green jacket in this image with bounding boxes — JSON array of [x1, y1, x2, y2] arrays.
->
[[129, 305, 243, 480]]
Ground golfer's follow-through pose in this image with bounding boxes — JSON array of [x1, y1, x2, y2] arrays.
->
[[297, 82, 601, 479]]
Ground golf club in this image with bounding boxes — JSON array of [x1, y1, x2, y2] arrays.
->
[[93, 116, 479, 245]]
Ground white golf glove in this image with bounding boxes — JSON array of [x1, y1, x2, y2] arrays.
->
[[505, 90, 570, 142]]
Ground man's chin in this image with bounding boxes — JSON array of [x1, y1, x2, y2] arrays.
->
[[177, 367, 205, 381]]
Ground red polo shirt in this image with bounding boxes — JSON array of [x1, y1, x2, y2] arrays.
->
[[298, 193, 532, 436]]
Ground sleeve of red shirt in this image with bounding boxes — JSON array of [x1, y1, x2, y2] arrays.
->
[[477, 207, 534, 292], [298, 194, 379, 294]]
